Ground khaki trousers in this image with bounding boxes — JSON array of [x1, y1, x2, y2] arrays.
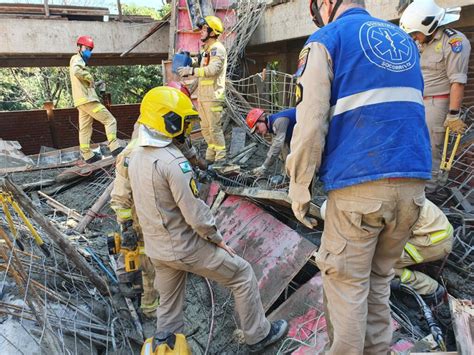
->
[[78, 101, 119, 160], [424, 97, 449, 191], [149, 242, 270, 345], [394, 236, 452, 295], [198, 101, 226, 162], [316, 178, 425, 355]]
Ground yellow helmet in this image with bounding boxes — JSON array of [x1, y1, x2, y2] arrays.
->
[[198, 15, 224, 35], [138, 87, 198, 138]]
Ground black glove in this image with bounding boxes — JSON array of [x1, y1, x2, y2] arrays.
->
[[120, 220, 138, 250]]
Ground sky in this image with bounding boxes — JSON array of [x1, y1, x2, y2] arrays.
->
[[2, 0, 166, 11]]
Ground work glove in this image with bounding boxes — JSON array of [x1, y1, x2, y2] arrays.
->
[[177, 66, 194, 77], [291, 201, 318, 229], [444, 113, 467, 134], [95, 80, 106, 92], [250, 166, 266, 176], [120, 220, 138, 250]]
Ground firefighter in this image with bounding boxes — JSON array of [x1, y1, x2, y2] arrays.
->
[[69, 36, 123, 163], [320, 198, 452, 306], [110, 82, 205, 317], [128, 86, 288, 352], [286, 1, 431, 353], [400, 0, 471, 191], [177, 16, 228, 166], [245, 107, 296, 175]]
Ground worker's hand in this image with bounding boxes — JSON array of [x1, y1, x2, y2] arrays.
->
[[120, 220, 138, 250], [291, 201, 318, 229], [444, 113, 467, 134], [197, 157, 208, 171], [177, 66, 194, 77], [217, 240, 236, 257], [250, 166, 266, 176]]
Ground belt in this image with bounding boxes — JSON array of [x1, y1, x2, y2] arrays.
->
[[423, 94, 450, 100]]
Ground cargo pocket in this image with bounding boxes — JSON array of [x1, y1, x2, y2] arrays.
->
[[316, 232, 347, 277], [334, 199, 382, 239]]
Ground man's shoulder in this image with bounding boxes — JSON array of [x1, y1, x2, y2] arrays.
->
[[210, 41, 226, 56], [70, 53, 83, 65], [440, 27, 469, 54]]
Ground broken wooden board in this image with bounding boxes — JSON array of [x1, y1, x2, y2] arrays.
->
[[449, 295, 474, 355], [214, 195, 317, 310], [266, 273, 327, 354], [225, 186, 322, 219], [55, 156, 115, 183]]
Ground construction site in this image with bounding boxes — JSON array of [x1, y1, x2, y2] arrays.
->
[[0, 0, 473, 354]]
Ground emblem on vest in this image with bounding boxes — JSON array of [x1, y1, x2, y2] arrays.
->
[[359, 21, 416, 72]]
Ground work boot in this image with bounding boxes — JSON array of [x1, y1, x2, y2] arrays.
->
[[111, 146, 124, 157], [247, 320, 288, 353], [422, 284, 446, 307], [84, 152, 102, 164]]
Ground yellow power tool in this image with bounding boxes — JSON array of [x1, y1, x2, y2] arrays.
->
[[107, 232, 141, 272], [141, 333, 190, 355]]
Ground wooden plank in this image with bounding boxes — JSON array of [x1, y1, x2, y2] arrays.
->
[[74, 183, 113, 233], [55, 156, 115, 184], [214, 195, 317, 310], [449, 295, 474, 355], [37, 191, 82, 221]]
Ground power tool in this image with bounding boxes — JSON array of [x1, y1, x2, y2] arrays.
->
[[141, 332, 190, 355], [107, 232, 141, 272]]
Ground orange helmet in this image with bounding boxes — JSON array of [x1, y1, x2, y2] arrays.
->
[[77, 35, 94, 49], [167, 81, 191, 98], [246, 108, 265, 133]]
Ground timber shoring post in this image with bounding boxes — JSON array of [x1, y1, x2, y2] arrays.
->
[[2, 177, 109, 295], [74, 182, 113, 234]]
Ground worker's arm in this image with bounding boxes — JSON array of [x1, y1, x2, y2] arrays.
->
[[71, 56, 94, 84], [110, 151, 133, 224], [164, 159, 223, 244], [195, 45, 226, 78], [286, 42, 333, 206], [449, 83, 465, 111], [263, 117, 289, 170]]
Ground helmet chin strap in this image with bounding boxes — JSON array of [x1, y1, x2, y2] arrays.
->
[[328, 0, 343, 24]]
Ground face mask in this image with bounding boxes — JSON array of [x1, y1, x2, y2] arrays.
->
[[81, 49, 92, 62]]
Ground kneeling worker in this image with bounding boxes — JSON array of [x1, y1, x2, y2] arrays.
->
[[128, 86, 288, 353], [246, 107, 296, 175]]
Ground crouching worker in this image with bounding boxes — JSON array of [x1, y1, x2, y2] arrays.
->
[[246, 107, 296, 176], [128, 86, 288, 353], [320, 198, 453, 306]]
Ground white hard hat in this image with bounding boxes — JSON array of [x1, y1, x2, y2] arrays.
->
[[320, 200, 327, 221], [400, 0, 461, 36]]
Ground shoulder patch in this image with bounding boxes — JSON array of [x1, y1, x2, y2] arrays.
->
[[449, 37, 463, 53], [295, 47, 310, 77], [210, 48, 217, 56], [124, 156, 130, 168], [189, 178, 199, 198], [444, 28, 457, 37], [179, 161, 193, 174]]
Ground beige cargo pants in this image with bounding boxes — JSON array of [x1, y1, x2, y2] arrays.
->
[[316, 178, 425, 354], [424, 97, 449, 191], [394, 233, 453, 295], [150, 242, 271, 345], [77, 101, 120, 160], [198, 101, 226, 162]]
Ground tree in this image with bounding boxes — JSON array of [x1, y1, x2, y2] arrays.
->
[[121, 3, 170, 20]]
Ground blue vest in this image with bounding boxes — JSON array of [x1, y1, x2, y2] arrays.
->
[[304, 8, 431, 191], [267, 108, 296, 144]]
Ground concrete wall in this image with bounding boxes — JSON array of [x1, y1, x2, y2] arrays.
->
[[0, 18, 169, 67], [0, 104, 139, 155]]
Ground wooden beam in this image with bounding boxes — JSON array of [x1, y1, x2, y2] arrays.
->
[[74, 183, 113, 233], [37, 191, 82, 221], [449, 295, 474, 355]]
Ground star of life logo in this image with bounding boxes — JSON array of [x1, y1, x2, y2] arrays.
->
[[359, 21, 415, 72]]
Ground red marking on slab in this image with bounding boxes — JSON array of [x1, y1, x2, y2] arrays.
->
[[205, 181, 220, 206]]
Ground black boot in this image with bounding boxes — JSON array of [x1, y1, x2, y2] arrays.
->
[[111, 146, 124, 157], [421, 284, 446, 307], [248, 320, 288, 353], [84, 152, 102, 164]]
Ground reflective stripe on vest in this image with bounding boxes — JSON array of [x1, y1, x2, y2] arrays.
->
[[404, 242, 424, 263], [430, 224, 453, 244], [401, 268, 412, 283], [200, 79, 214, 86], [210, 106, 223, 112]]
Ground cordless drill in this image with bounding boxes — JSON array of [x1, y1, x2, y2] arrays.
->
[[107, 232, 140, 272]]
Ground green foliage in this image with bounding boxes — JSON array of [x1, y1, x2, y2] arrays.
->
[[121, 3, 170, 20]]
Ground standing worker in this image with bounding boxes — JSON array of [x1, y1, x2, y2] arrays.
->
[[69, 36, 123, 163], [246, 107, 296, 176], [400, 0, 471, 191], [286, 1, 431, 354], [110, 82, 205, 317], [177, 16, 228, 166], [128, 86, 287, 353]]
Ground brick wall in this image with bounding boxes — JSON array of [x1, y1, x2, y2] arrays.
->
[[0, 104, 139, 155]]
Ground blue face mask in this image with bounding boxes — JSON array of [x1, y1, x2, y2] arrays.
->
[[81, 49, 92, 62]]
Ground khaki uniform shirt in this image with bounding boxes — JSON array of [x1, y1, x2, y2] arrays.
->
[[263, 116, 289, 170], [69, 54, 100, 107], [421, 27, 471, 96], [128, 144, 223, 261], [195, 40, 227, 102]]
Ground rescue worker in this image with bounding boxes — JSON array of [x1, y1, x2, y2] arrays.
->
[[245, 107, 296, 175], [177, 16, 228, 166], [110, 82, 205, 317], [128, 86, 288, 352], [69, 36, 123, 163], [286, 1, 431, 353], [400, 0, 471, 191], [320, 198, 452, 306]]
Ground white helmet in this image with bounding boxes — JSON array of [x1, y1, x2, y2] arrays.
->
[[320, 200, 327, 221], [400, 0, 461, 36]]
